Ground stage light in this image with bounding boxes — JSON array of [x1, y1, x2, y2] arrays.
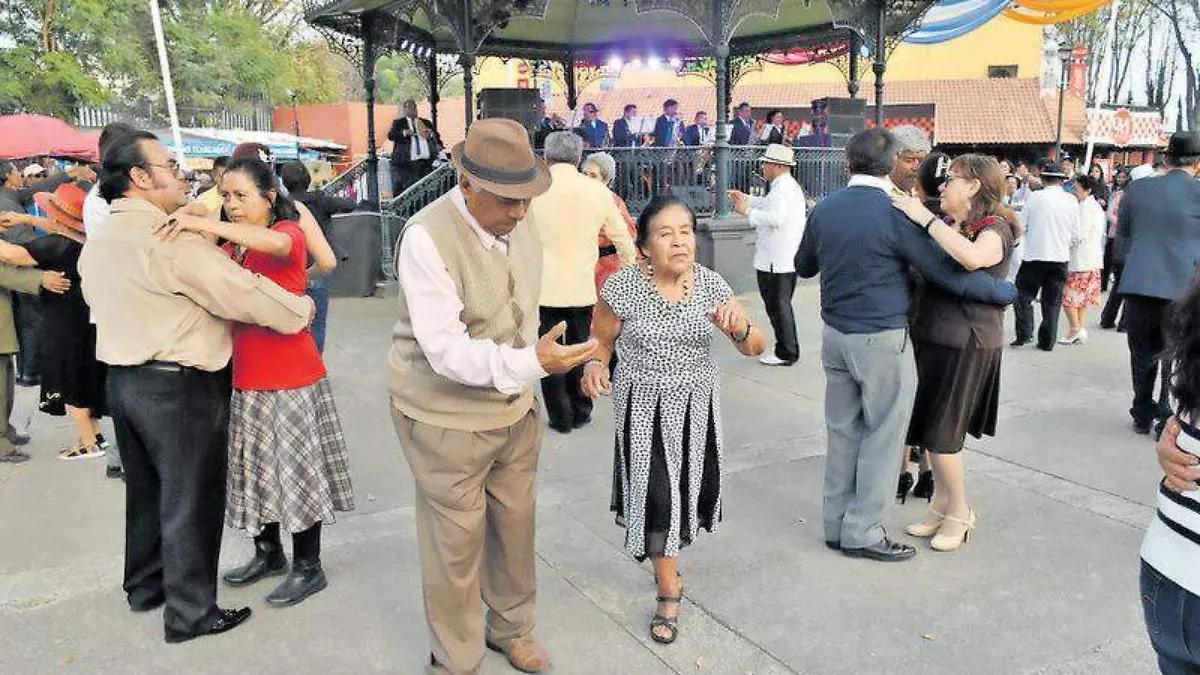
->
[[606, 55, 623, 69], [631, 58, 643, 68], [648, 57, 662, 69], [668, 57, 681, 68]]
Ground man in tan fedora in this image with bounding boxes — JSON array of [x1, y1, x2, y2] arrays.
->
[[389, 117, 598, 674], [727, 143, 807, 366]]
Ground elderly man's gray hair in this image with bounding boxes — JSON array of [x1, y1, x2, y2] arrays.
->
[[544, 131, 584, 166], [581, 152, 616, 184], [891, 125, 931, 155]]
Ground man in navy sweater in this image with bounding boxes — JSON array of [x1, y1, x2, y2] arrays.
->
[[795, 128, 1017, 562]]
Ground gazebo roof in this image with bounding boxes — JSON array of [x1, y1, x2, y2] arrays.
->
[[304, 0, 938, 60]]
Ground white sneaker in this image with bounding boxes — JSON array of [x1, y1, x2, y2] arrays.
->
[[759, 354, 789, 366]]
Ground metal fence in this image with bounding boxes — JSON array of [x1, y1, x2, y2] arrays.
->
[[341, 145, 846, 281], [76, 101, 274, 131]]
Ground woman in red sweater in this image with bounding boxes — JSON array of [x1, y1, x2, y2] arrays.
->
[[162, 157, 354, 607]]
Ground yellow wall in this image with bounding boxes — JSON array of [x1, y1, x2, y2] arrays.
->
[[475, 14, 1045, 93]]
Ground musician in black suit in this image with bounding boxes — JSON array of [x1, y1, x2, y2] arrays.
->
[[1118, 131, 1200, 436], [759, 109, 787, 145], [387, 99, 441, 196], [611, 104, 640, 147], [576, 102, 609, 149], [730, 102, 755, 145], [683, 111, 712, 146]]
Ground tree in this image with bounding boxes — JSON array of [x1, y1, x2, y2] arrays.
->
[[375, 53, 463, 105], [1057, 0, 1153, 106], [1147, 0, 1200, 129], [1145, 20, 1178, 116]]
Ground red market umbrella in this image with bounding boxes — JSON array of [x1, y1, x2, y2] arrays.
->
[[0, 114, 98, 162]]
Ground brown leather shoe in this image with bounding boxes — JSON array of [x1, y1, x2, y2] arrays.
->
[[486, 636, 551, 673]]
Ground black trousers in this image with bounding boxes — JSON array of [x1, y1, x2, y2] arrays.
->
[[391, 159, 434, 197], [108, 363, 232, 635], [1014, 261, 1068, 350], [1101, 238, 1115, 292], [756, 270, 799, 363], [1101, 262, 1127, 329], [1125, 295, 1174, 427], [538, 306, 594, 428], [13, 293, 40, 379]]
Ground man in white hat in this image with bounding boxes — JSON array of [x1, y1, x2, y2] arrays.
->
[[389, 118, 597, 674], [728, 143, 807, 366]]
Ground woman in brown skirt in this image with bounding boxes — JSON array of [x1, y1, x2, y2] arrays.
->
[[891, 154, 1017, 552]]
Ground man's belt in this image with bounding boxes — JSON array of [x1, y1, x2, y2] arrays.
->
[[598, 245, 618, 257]]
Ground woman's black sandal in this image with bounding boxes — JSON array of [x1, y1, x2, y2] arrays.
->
[[650, 594, 682, 644]]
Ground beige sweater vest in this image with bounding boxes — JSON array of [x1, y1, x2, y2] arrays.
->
[[388, 194, 542, 432]]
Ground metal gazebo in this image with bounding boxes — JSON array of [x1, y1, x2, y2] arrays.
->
[[305, 0, 937, 213]]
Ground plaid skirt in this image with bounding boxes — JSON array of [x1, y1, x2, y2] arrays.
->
[[226, 378, 355, 536]]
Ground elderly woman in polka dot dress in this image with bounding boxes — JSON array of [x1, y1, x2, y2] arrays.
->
[[581, 195, 766, 645]]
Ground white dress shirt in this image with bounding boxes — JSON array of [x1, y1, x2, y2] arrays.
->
[[748, 172, 806, 273], [396, 187, 545, 395], [1070, 195, 1106, 272], [83, 184, 110, 234], [847, 174, 895, 193], [406, 117, 431, 161], [1019, 184, 1079, 263]]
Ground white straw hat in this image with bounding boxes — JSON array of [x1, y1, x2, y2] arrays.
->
[[760, 143, 796, 167]]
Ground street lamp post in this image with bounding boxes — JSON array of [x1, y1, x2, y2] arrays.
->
[[288, 90, 302, 161], [1054, 40, 1072, 160]]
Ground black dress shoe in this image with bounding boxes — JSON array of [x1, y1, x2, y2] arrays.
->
[[549, 421, 572, 434], [1133, 420, 1152, 436], [825, 540, 841, 551], [164, 607, 251, 644], [842, 537, 917, 562], [1009, 339, 1030, 348], [15, 375, 38, 387], [571, 414, 591, 429], [106, 465, 125, 480], [265, 560, 327, 607]]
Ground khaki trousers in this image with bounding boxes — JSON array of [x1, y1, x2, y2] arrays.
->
[[393, 407, 543, 675]]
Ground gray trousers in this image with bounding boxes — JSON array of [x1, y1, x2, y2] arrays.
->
[[821, 326, 917, 548]]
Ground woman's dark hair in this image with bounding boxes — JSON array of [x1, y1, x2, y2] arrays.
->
[[1074, 173, 1102, 196], [1168, 272, 1200, 421], [846, 128, 896, 177], [917, 151, 951, 203], [98, 129, 159, 203], [279, 161, 312, 194], [220, 157, 299, 224], [766, 108, 783, 123], [635, 195, 695, 250]]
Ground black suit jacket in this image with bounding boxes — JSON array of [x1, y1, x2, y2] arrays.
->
[[577, 119, 609, 148], [653, 115, 679, 147], [612, 118, 637, 147], [730, 118, 754, 145], [683, 124, 703, 146], [1118, 170, 1200, 300], [387, 116, 441, 164]]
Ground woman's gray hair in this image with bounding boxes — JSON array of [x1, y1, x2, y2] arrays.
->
[[891, 125, 932, 155], [581, 152, 616, 183], [544, 131, 584, 166]]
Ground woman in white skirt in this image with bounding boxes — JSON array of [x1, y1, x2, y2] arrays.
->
[[161, 157, 353, 607]]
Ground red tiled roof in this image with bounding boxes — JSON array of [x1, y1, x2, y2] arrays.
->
[[419, 78, 1084, 148]]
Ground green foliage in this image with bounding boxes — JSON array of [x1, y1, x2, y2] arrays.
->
[[376, 54, 464, 105]]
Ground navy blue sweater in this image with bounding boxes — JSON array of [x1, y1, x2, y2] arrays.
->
[[795, 184, 1017, 335]]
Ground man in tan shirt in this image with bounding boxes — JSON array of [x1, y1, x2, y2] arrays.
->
[[526, 131, 636, 434], [78, 131, 314, 644]]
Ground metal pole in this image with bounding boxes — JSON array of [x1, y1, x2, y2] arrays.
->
[[872, 0, 886, 127], [714, 42, 731, 217], [1055, 55, 1068, 160], [148, 0, 184, 160], [362, 12, 380, 208], [848, 32, 860, 99], [291, 94, 302, 160], [563, 53, 578, 112], [461, 53, 477, 128], [427, 56, 440, 138]]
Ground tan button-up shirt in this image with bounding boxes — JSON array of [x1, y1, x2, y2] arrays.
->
[[527, 163, 637, 307], [79, 198, 312, 372]]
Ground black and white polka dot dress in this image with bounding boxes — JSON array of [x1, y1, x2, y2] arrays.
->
[[602, 263, 732, 561]]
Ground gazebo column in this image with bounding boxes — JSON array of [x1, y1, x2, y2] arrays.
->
[[714, 42, 731, 217], [872, 0, 886, 127], [461, 52, 477, 129], [848, 32, 860, 99], [427, 56, 440, 137], [361, 11, 380, 208], [562, 53, 578, 111]]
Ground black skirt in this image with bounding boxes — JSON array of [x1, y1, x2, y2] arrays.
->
[[905, 338, 1002, 454]]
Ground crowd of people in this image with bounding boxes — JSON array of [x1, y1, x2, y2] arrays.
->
[[8, 104, 1200, 674]]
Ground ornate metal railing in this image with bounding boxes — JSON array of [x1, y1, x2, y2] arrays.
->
[[322, 159, 370, 201], [375, 145, 847, 281], [380, 162, 459, 280]]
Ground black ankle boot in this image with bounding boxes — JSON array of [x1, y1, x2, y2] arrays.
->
[[265, 523, 327, 607], [223, 524, 288, 587], [912, 470, 935, 502], [896, 471, 915, 503]]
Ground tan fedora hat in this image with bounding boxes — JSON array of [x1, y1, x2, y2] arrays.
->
[[451, 118, 551, 200], [760, 143, 796, 167]]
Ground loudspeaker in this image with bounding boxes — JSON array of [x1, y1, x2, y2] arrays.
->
[[826, 113, 866, 136], [814, 97, 866, 116], [478, 88, 541, 132]]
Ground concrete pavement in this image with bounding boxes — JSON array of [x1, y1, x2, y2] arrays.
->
[[0, 285, 1163, 674]]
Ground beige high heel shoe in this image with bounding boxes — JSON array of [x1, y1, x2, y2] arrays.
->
[[905, 509, 945, 538], [930, 510, 977, 552]]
